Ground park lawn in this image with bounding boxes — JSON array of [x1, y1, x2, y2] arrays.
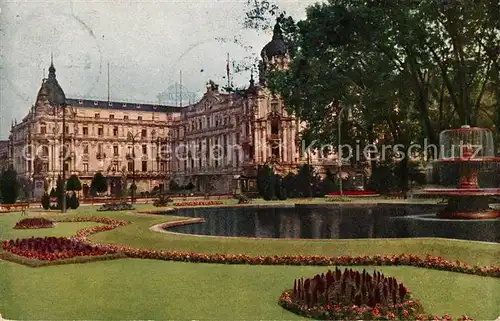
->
[[0, 259, 499, 320], [0, 206, 499, 319], [6, 206, 498, 267], [0, 212, 105, 240]]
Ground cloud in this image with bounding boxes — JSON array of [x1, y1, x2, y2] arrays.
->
[[0, 0, 317, 139]]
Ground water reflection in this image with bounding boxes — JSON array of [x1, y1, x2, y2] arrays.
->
[[164, 205, 500, 243]]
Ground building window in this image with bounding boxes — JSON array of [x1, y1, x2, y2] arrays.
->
[[113, 127, 118, 136], [141, 129, 147, 138], [98, 128, 104, 136], [113, 146, 119, 156], [83, 144, 89, 154], [109, 114, 114, 119], [128, 161, 134, 172], [160, 162, 165, 172], [83, 163, 89, 172], [98, 143, 103, 154], [138, 116, 143, 121], [142, 161, 147, 172], [42, 146, 49, 157], [83, 127, 88, 136], [124, 115, 129, 120], [271, 101, 279, 112], [142, 145, 147, 154], [40, 126, 46, 134], [64, 162, 69, 172], [95, 113, 100, 118], [65, 126, 69, 134]]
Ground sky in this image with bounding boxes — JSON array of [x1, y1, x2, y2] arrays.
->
[[0, 0, 320, 139]]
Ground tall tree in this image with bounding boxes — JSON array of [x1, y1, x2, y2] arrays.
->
[[0, 167, 20, 204]]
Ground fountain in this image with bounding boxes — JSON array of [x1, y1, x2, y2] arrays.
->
[[416, 125, 500, 219]]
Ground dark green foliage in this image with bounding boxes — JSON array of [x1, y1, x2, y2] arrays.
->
[[257, 165, 276, 200], [90, 172, 107, 195], [234, 193, 250, 204], [55, 176, 65, 209], [97, 202, 135, 211], [275, 175, 288, 200], [49, 188, 57, 198], [367, 164, 398, 194], [169, 180, 180, 191], [153, 194, 172, 207], [41, 193, 50, 210], [69, 193, 80, 209], [283, 173, 300, 198], [296, 164, 318, 198], [320, 177, 338, 195], [0, 167, 20, 204], [66, 175, 82, 192]]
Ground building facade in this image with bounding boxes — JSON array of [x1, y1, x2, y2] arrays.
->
[[8, 20, 360, 197], [9, 62, 180, 197]]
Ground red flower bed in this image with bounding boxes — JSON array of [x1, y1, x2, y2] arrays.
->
[[327, 191, 378, 196], [2, 237, 116, 261], [279, 290, 473, 320], [14, 217, 54, 229], [173, 201, 224, 207], [279, 267, 425, 320]]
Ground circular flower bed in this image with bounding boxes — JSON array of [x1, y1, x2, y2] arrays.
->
[[279, 267, 424, 320], [14, 217, 54, 229], [2, 236, 116, 261]]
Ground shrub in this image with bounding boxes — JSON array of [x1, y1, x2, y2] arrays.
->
[[90, 172, 108, 195], [69, 193, 80, 209], [153, 195, 172, 207], [41, 193, 50, 210], [66, 175, 82, 193], [234, 193, 250, 204], [14, 217, 54, 229], [97, 202, 135, 211]]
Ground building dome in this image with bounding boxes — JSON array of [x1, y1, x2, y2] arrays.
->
[[260, 19, 288, 60]]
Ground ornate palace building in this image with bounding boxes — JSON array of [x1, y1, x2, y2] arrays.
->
[[8, 62, 180, 198], [8, 20, 351, 197]]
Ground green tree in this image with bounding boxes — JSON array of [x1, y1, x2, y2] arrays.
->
[[243, 0, 500, 194], [257, 164, 275, 200], [66, 175, 82, 194], [90, 172, 108, 195], [0, 167, 20, 204], [296, 164, 317, 198], [41, 193, 50, 210]]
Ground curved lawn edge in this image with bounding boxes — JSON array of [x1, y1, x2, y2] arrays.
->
[[2, 215, 500, 280], [149, 217, 206, 235]]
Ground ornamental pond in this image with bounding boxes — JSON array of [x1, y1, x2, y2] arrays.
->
[[164, 204, 500, 243]]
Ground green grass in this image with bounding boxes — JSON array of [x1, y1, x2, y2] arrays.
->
[[1, 259, 499, 320], [0, 205, 499, 319]]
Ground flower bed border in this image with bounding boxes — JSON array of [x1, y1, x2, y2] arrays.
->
[[1, 215, 497, 319], [278, 289, 473, 321], [1, 216, 499, 279]]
